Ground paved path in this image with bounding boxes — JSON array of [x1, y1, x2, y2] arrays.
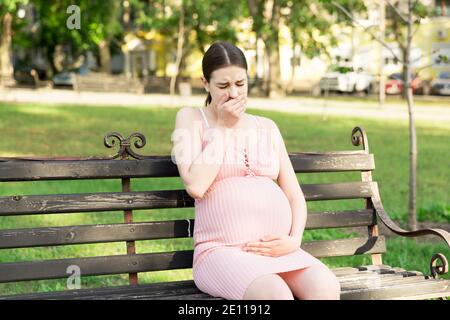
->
[[1, 87, 449, 126]]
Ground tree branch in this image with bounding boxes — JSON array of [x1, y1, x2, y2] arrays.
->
[[386, 0, 409, 24], [411, 23, 420, 38], [410, 49, 439, 64], [331, 1, 404, 64]]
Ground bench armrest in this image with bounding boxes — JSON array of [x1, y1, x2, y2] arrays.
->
[[371, 184, 450, 279], [371, 185, 450, 248]]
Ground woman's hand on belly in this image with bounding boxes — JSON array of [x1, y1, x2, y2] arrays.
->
[[243, 234, 300, 257]]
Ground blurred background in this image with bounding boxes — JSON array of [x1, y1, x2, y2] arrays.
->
[[0, 0, 449, 99]]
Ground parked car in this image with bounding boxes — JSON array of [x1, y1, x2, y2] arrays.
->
[[319, 65, 374, 95], [385, 72, 423, 95], [430, 71, 450, 96], [52, 65, 89, 87]]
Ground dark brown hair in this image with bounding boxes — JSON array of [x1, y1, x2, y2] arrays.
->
[[202, 41, 248, 106]]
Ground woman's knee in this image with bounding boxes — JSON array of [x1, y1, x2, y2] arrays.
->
[[281, 265, 341, 300], [314, 267, 341, 299], [323, 271, 341, 299], [243, 274, 294, 300]]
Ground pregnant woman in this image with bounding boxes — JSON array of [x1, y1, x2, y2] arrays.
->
[[171, 41, 340, 300]]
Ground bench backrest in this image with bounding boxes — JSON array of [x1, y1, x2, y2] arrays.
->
[[0, 127, 385, 290]]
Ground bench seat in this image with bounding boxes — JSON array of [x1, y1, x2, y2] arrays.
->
[[1, 265, 449, 300]]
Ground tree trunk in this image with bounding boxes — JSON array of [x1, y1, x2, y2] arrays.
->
[[0, 12, 15, 86], [46, 45, 57, 75], [378, 0, 386, 108], [401, 47, 408, 99], [252, 33, 264, 95], [406, 0, 417, 231], [170, 1, 184, 96], [99, 40, 112, 73], [265, 1, 283, 98]]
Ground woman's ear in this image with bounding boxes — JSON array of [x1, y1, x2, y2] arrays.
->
[[200, 76, 210, 92]]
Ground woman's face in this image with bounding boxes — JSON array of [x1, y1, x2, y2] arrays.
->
[[203, 65, 248, 107]]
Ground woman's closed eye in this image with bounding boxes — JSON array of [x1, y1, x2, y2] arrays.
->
[[218, 82, 245, 89]]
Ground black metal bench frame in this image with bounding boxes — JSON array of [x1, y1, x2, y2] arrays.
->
[[0, 127, 449, 300]]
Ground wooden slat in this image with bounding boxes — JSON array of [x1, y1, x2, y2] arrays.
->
[[0, 210, 375, 249], [290, 153, 375, 172], [0, 190, 193, 216], [341, 275, 428, 291], [0, 280, 199, 300], [302, 236, 385, 258], [0, 158, 177, 181], [0, 182, 374, 216], [338, 270, 424, 285], [332, 265, 394, 276], [337, 270, 423, 283], [0, 153, 374, 182], [306, 209, 375, 229], [3, 276, 448, 301], [341, 278, 450, 300], [0, 251, 194, 283], [302, 182, 374, 201], [0, 237, 385, 283]]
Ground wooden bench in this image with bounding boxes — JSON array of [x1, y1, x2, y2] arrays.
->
[[73, 73, 144, 94], [0, 127, 449, 300]]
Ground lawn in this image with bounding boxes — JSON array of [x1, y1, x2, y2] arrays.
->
[[0, 101, 448, 296]]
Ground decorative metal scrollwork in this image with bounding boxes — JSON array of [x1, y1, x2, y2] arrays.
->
[[351, 126, 369, 153], [430, 253, 448, 279], [104, 132, 147, 159]]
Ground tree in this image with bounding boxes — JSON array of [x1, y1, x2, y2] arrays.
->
[[283, 1, 337, 94], [331, 0, 446, 231], [385, 0, 430, 98], [133, 0, 243, 95], [0, 0, 28, 85], [247, 0, 283, 97], [27, 0, 123, 74], [247, 0, 366, 97]]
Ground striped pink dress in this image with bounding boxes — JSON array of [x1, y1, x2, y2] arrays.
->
[[192, 108, 322, 300]]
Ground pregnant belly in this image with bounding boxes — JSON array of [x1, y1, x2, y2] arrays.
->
[[194, 176, 293, 245]]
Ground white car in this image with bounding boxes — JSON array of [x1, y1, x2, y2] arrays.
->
[[431, 71, 450, 96], [319, 65, 374, 95]]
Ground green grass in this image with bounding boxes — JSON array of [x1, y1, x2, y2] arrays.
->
[[0, 101, 449, 296]]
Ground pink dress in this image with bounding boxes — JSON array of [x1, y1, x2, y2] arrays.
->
[[192, 108, 323, 300]]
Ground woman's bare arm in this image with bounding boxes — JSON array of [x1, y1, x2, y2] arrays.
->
[[273, 120, 307, 243], [172, 93, 246, 199], [171, 107, 228, 199]]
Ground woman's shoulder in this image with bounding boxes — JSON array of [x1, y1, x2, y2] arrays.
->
[[175, 107, 204, 124], [176, 106, 198, 117], [254, 114, 279, 130]]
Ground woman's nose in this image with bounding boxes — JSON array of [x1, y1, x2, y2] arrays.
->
[[228, 86, 238, 98]]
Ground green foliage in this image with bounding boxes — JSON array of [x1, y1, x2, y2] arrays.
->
[[132, 0, 244, 56], [0, 1, 29, 41], [248, 0, 366, 61], [0, 0, 28, 14], [14, 1, 123, 72], [385, 1, 432, 48]]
